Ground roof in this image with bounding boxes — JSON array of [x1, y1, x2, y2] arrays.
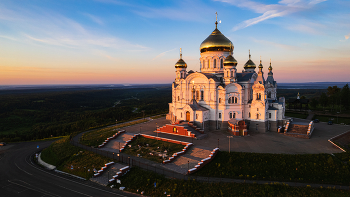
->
[[188, 100, 209, 111], [201, 73, 221, 82], [236, 72, 254, 82], [268, 106, 279, 110]]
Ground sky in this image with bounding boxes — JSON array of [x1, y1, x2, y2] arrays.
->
[[0, 0, 349, 85]]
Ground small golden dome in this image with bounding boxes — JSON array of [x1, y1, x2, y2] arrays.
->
[[200, 28, 233, 53], [258, 60, 263, 69], [175, 58, 187, 68], [223, 55, 237, 67], [268, 59, 273, 71], [244, 50, 256, 69]]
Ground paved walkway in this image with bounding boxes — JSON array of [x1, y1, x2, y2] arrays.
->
[[97, 117, 349, 154], [70, 116, 350, 190]]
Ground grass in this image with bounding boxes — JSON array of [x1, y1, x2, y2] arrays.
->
[[114, 167, 349, 197], [150, 114, 166, 119], [122, 136, 185, 163], [194, 151, 350, 185], [80, 119, 148, 147], [313, 115, 350, 125], [285, 112, 308, 119], [41, 136, 114, 179]]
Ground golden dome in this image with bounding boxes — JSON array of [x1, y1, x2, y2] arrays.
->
[[244, 50, 256, 69], [223, 55, 237, 67], [268, 60, 273, 71], [175, 58, 187, 68], [200, 28, 233, 53]]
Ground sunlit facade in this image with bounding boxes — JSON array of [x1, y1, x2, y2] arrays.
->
[[167, 19, 285, 133]]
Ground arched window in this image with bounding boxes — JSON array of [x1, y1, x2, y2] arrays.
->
[[249, 112, 251, 118], [220, 59, 223, 68], [229, 112, 232, 119], [219, 98, 221, 103], [203, 60, 205, 69], [196, 91, 199, 100], [268, 92, 271, 98], [214, 59, 216, 68], [177, 96, 179, 101], [208, 60, 210, 68], [181, 113, 182, 118], [228, 97, 238, 104], [200, 90, 204, 100], [233, 113, 236, 118], [196, 114, 198, 120], [257, 114, 260, 119], [257, 93, 261, 100], [231, 71, 233, 77], [227, 71, 229, 77], [219, 113, 221, 119]]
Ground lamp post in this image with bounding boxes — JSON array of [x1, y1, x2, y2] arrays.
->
[[227, 136, 233, 153], [337, 112, 340, 123]]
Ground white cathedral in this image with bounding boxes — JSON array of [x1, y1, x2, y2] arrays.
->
[[167, 18, 285, 134]]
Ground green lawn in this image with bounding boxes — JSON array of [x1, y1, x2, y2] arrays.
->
[[285, 112, 308, 119], [194, 151, 350, 185], [122, 136, 185, 163], [41, 136, 114, 179], [115, 167, 349, 197]]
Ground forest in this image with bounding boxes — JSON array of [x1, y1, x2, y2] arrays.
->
[[0, 86, 171, 142]]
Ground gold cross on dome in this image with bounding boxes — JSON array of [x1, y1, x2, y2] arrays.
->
[[215, 12, 218, 22]]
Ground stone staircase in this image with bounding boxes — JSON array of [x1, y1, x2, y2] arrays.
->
[[287, 124, 309, 134], [101, 133, 135, 153], [162, 146, 213, 174], [90, 163, 128, 186], [284, 124, 310, 139]]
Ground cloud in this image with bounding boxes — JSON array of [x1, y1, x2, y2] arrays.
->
[[252, 39, 299, 50], [0, 5, 148, 51], [153, 48, 177, 60], [82, 13, 104, 25], [215, 0, 327, 31], [0, 35, 18, 41], [286, 23, 324, 35], [345, 33, 350, 40]]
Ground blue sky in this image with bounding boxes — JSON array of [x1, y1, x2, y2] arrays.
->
[[0, 0, 349, 84]]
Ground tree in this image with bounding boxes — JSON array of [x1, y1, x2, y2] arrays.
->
[[310, 98, 319, 109], [327, 86, 341, 112], [319, 93, 328, 110], [341, 84, 350, 110]]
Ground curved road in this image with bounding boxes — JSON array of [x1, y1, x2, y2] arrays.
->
[[0, 140, 138, 197]]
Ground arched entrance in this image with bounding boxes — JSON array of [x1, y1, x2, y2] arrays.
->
[[186, 111, 190, 122]]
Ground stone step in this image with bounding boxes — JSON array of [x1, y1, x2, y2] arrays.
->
[[162, 146, 213, 174], [90, 163, 128, 186]]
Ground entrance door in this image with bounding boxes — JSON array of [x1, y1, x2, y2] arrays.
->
[[186, 111, 190, 122]]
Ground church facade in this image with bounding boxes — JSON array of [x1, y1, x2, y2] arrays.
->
[[167, 19, 285, 133]]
